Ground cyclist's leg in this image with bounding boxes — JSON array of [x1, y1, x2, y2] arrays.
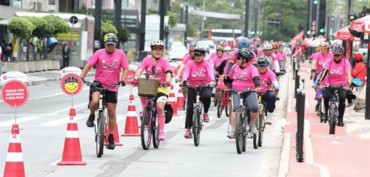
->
[[200, 87, 212, 121], [185, 88, 196, 129], [338, 88, 347, 125], [156, 93, 168, 140], [140, 97, 149, 110], [323, 87, 333, 118], [262, 91, 276, 119], [106, 90, 118, 149], [230, 92, 240, 132], [245, 92, 259, 132], [86, 82, 100, 127]]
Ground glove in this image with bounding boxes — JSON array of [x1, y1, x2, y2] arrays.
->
[[131, 80, 138, 86], [120, 81, 126, 86]]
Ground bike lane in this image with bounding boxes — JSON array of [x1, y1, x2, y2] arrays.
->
[[284, 62, 370, 177]]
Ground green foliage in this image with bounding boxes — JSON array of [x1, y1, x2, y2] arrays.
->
[[8, 17, 34, 38], [168, 11, 177, 28], [43, 15, 69, 36], [119, 27, 131, 43], [101, 20, 118, 34], [24, 16, 47, 39]]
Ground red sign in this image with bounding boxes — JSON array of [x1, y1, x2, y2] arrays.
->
[[1, 80, 29, 107], [60, 73, 83, 95], [125, 69, 136, 85]]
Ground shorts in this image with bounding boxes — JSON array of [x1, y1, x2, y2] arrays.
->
[[90, 81, 118, 104], [156, 92, 168, 103]]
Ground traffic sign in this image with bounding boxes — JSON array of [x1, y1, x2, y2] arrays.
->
[[70, 16, 78, 24], [60, 66, 82, 77], [61, 73, 83, 95], [1, 71, 28, 84], [1, 80, 29, 107]]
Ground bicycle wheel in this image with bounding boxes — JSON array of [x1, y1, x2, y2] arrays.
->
[[141, 107, 152, 150], [192, 108, 201, 147], [214, 90, 219, 106], [257, 111, 264, 147], [225, 98, 230, 117], [96, 111, 105, 158], [152, 114, 160, 149], [235, 111, 244, 154], [328, 103, 336, 134], [217, 99, 223, 118]]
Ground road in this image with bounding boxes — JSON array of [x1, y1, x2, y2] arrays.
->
[[0, 73, 289, 177]]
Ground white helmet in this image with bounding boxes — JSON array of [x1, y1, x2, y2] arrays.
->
[[263, 43, 273, 51], [150, 40, 165, 48], [224, 46, 231, 51]]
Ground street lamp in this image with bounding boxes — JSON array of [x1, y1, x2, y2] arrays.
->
[[201, 0, 206, 39]]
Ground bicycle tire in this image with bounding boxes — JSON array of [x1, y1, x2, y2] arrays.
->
[[141, 107, 152, 150], [96, 111, 105, 158], [235, 111, 243, 154], [217, 101, 223, 118], [257, 111, 264, 147], [329, 103, 336, 134], [213, 90, 219, 107], [193, 108, 201, 147], [153, 114, 160, 149]]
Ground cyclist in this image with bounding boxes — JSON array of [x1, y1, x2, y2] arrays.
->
[[210, 45, 226, 71], [318, 45, 352, 127], [225, 49, 261, 138], [224, 46, 232, 58], [311, 42, 332, 81], [80, 33, 129, 150], [257, 56, 279, 123], [262, 43, 274, 70], [135, 40, 172, 141], [182, 46, 216, 138]]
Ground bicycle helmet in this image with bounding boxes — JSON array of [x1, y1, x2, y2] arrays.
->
[[320, 42, 330, 48], [150, 40, 165, 49], [237, 48, 254, 61], [257, 56, 269, 67], [193, 46, 206, 56], [238, 37, 250, 49], [189, 41, 197, 51], [224, 46, 231, 51], [103, 33, 118, 45], [263, 43, 273, 51], [216, 45, 224, 52], [332, 45, 345, 55]]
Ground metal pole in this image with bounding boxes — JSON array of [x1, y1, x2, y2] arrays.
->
[[365, 39, 370, 120], [201, 0, 206, 39], [114, 0, 122, 48], [307, 0, 312, 37], [184, 4, 188, 47], [253, 0, 258, 39], [244, 0, 250, 37], [159, 0, 165, 40], [139, 0, 147, 60], [180, 5, 184, 24], [93, 0, 102, 52]]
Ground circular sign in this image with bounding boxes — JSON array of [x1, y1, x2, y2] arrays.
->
[[60, 73, 83, 95], [1, 80, 29, 107], [125, 69, 136, 85], [70, 16, 78, 24]]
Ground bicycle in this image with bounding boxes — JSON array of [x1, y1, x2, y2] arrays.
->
[[234, 89, 256, 154], [256, 93, 271, 148], [135, 77, 169, 150], [217, 89, 230, 118], [328, 88, 340, 135], [185, 83, 212, 147], [82, 79, 123, 158]]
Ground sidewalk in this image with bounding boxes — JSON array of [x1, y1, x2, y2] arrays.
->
[[282, 62, 370, 177]]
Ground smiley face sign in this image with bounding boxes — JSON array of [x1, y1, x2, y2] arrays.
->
[[60, 73, 83, 95]]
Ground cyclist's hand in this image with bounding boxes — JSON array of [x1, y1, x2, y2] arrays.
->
[[120, 81, 126, 86], [131, 80, 138, 86], [209, 81, 216, 87]]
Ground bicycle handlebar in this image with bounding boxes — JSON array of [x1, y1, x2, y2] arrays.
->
[[81, 78, 125, 92]]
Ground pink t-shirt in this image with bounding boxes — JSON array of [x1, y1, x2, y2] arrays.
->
[[228, 64, 259, 91], [210, 54, 227, 68], [182, 60, 215, 86], [259, 69, 277, 92], [88, 49, 129, 92], [323, 58, 351, 86], [140, 56, 172, 83], [314, 52, 333, 72]]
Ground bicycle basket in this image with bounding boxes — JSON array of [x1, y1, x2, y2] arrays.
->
[[138, 78, 159, 97]]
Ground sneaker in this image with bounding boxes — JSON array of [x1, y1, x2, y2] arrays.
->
[[158, 130, 165, 141], [249, 126, 258, 134], [86, 114, 95, 127], [227, 131, 235, 139], [266, 112, 273, 125], [107, 134, 115, 150], [337, 121, 345, 127], [184, 129, 192, 139], [203, 113, 209, 122]]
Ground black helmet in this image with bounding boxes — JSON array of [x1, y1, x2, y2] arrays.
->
[[257, 56, 269, 67], [332, 45, 345, 55], [193, 46, 206, 56], [237, 48, 254, 61], [103, 33, 118, 45]]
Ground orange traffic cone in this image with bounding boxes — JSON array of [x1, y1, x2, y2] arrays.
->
[[122, 94, 140, 136], [176, 86, 185, 111], [168, 85, 178, 116], [3, 124, 25, 177], [105, 124, 123, 146], [57, 109, 86, 165]]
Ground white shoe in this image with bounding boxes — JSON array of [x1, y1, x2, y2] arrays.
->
[[266, 112, 273, 124], [250, 126, 258, 134], [227, 131, 235, 139]]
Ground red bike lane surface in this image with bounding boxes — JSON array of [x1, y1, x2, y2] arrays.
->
[[284, 62, 370, 177]]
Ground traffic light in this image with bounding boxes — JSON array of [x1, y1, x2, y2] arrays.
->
[[318, 20, 325, 35], [313, 0, 319, 5]]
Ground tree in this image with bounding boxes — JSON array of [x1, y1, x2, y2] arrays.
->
[[8, 17, 34, 39], [168, 11, 177, 28], [43, 15, 69, 37]]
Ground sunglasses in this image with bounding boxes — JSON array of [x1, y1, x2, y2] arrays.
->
[[333, 54, 342, 57], [236, 57, 243, 60]]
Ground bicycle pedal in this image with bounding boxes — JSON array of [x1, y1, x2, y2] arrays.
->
[[265, 122, 272, 125]]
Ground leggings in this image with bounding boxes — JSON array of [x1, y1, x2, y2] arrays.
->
[[323, 87, 346, 121], [185, 87, 212, 129]]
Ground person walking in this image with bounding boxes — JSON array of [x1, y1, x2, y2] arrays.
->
[[62, 42, 71, 68]]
